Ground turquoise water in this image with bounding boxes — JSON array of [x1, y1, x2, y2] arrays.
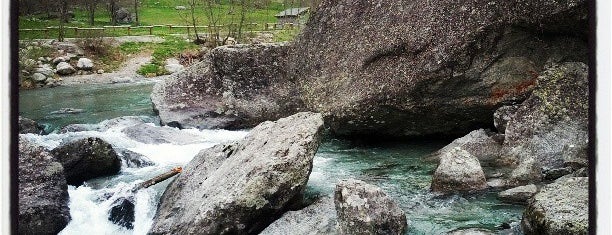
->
[[19, 84, 524, 234], [19, 82, 157, 132]]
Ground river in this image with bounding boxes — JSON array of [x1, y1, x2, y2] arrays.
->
[[19, 82, 524, 234]]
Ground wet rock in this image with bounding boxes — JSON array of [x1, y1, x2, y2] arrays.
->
[[431, 147, 488, 194], [56, 62, 76, 75], [76, 57, 94, 71], [447, 228, 495, 235], [111, 76, 133, 84], [334, 179, 407, 235], [503, 63, 589, 184], [121, 123, 201, 145], [260, 197, 337, 235], [426, 129, 502, 166], [522, 177, 588, 235], [51, 137, 122, 185], [50, 108, 85, 114], [108, 196, 136, 229], [498, 184, 538, 204], [150, 112, 324, 234], [18, 116, 46, 134], [114, 148, 155, 168], [151, 43, 303, 130], [18, 137, 70, 235]]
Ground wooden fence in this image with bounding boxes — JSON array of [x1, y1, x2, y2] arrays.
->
[[19, 22, 298, 38]]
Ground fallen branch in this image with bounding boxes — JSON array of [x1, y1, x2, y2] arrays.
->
[[108, 166, 183, 229]]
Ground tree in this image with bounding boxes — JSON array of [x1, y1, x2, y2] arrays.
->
[[58, 0, 68, 41], [203, 0, 226, 47], [133, 0, 139, 25], [108, 0, 118, 25], [178, 0, 203, 43], [84, 0, 99, 26]]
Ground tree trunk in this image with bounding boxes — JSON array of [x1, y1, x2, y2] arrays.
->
[[109, 0, 117, 25], [134, 0, 139, 25], [132, 167, 182, 192], [58, 0, 67, 42]]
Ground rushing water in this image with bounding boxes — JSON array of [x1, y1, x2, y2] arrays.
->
[[19, 83, 524, 235]]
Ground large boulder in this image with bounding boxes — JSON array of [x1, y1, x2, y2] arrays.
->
[[18, 116, 46, 134], [431, 147, 488, 194], [114, 8, 132, 24], [426, 129, 502, 166], [150, 0, 587, 137], [151, 43, 303, 130], [522, 177, 588, 235], [289, 0, 587, 137], [149, 112, 324, 234], [51, 137, 122, 185], [18, 137, 70, 234], [260, 197, 337, 235], [334, 179, 407, 235], [503, 62, 589, 185]]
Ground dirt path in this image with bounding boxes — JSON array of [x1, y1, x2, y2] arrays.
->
[[59, 53, 168, 85]]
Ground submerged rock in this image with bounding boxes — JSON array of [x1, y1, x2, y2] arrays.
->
[[51, 137, 122, 185], [431, 147, 488, 194], [334, 179, 407, 235], [522, 177, 588, 235], [504, 63, 589, 184], [260, 197, 337, 235], [426, 129, 502, 166], [18, 116, 46, 134], [447, 228, 495, 235], [151, 43, 303, 130], [114, 148, 155, 168], [149, 112, 324, 234], [498, 184, 538, 204], [121, 123, 202, 145], [18, 137, 70, 234]]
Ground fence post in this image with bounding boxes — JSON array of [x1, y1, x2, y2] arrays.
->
[[127, 26, 131, 36], [149, 26, 153, 35], [44, 28, 49, 38], [74, 28, 79, 37]]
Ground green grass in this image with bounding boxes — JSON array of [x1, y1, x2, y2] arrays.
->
[[121, 35, 200, 76], [19, 0, 298, 40]]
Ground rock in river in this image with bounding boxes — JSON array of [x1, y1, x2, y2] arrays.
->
[[260, 197, 337, 235], [149, 112, 324, 234], [18, 137, 70, 235], [18, 116, 46, 134], [426, 129, 502, 166], [51, 137, 122, 185], [522, 177, 588, 235], [431, 147, 488, 194], [334, 179, 407, 235], [498, 184, 538, 205]]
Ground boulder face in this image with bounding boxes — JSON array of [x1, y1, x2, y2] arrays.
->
[[503, 62, 589, 184], [522, 177, 588, 235], [260, 197, 337, 235], [18, 116, 46, 134], [51, 137, 122, 185], [121, 123, 201, 145], [431, 147, 488, 194], [151, 43, 304, 130], [426, 129, 502, 166], [290, 0, 587, 137], [334, 179, 407, 235], [149, 112, 324, 235], [18, 137, 70, 235]]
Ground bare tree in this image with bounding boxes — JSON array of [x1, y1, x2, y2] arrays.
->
[[178, 0, 203, 43], [133, 0, 139, 25], [58, 0, 68, 41], [108, 0, 118, 25], [203, 0, 225, 47], [84, 0, 99, 26]]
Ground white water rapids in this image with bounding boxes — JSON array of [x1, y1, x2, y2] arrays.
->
[[21, 120, 250, 235]]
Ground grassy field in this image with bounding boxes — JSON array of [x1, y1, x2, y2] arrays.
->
[[19, 0, 304, 39]]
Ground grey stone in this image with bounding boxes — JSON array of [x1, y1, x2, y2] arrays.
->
[[31, 73, 47, 82], [151, 43, 302, 130], [426, 129, 502, 166], [447, 228, 495, 235], [149, 112, 324, 234], [18, 137, 70, 235], [56, 62, 76, 75], [35, 64, 55, 77], [498, 184, 538, 204], [111, 76, 133, 84], [18, 116, 46, 135], [52, 56, 67, 65], [121, 123, 202, 145], [175, 6, 187, 10], [51, 137, 122, 185], [77, 57, 94, 70], [334, 179, 407, 235], [114, 148, 155, 168], [431, 147, 488, 194], [494, 105, 521, 134], [522, 177, 588, 235], [504, 63, 589, 184], [260, 197, 337, 235]]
